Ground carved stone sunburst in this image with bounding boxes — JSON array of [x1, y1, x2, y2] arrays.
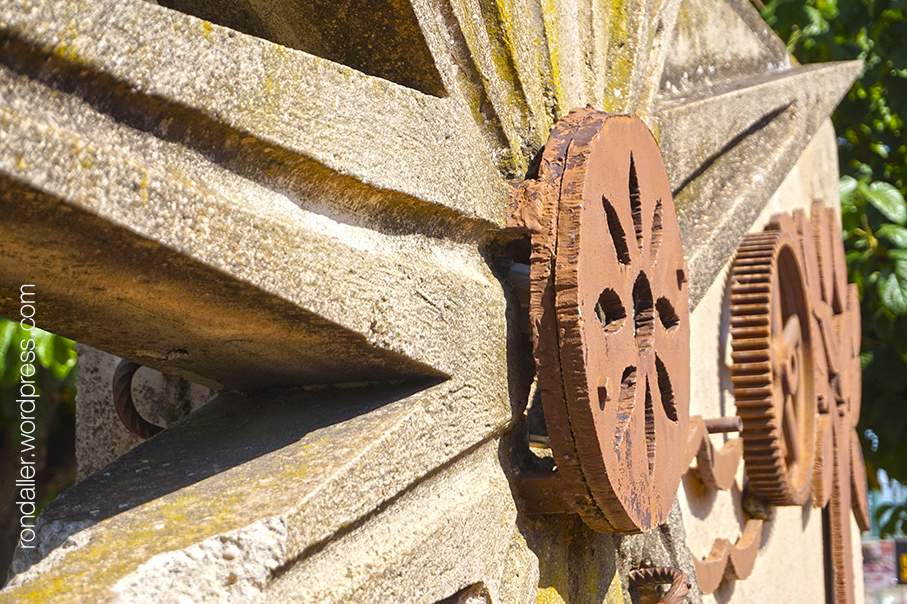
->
[[0, 0, 863, 600]]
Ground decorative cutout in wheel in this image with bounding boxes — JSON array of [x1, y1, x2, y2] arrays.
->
[[729, 224, 817, 506], [511, 108, 690, 534]]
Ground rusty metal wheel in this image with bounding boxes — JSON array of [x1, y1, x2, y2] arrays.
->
[[840, 284, 862, 425], [730, 226, 817, 506], [841, 284, 870, 531], [523, 109, 690, 533], [829, 408, 856, 604]]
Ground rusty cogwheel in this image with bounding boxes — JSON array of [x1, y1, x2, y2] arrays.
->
[[515, 108, 690, 533], [729, 225, 817, 506], [829, 409, 856, 604], [842, 283, 870, 531]]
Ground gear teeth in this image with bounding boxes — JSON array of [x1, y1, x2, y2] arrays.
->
[[729, 228, 815, 507]]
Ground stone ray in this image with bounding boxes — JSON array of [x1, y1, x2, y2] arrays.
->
[[654, 60, 862, 308], [0, 88, 504, 389], [0, 0, 509, 229], [154, 0, 447, 98], [440, 0, 556, 177], [622, 0, 685, 123], [660, 0, 791, 98], [3, 387, 516, 602]]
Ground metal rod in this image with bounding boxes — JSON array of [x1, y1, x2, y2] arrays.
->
[[704, 415, 743, 434]]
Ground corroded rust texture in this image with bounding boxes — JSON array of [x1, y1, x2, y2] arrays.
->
[[512, 108, 690, 534], [628, 566, 691, 604], [729, 219, 818, 505], [727, 200, 866, 603], [684, 415, 743, 491], [806, 200, 865, 604], [112, 360, 164, 439], [692, 519, 764, 595]]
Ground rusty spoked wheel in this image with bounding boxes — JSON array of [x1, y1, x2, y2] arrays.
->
[[730, 226, 817, 506], [522, 108, 690, 533]]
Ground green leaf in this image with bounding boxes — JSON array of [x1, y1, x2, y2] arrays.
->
[[878, 224, 907, 248], [863, 181, 907, 224], [0, 319, 16, 375], [847, 249, 873, 265], [876, 503, 894, 521], [862, 350, 874, 369], [33, 330, 56, 369], [840, 175, 859, 198], [51, 336, 76, 380], [879, 260, 907, 314], [871, 142, 890, 158], [1, 340, 23, 388]]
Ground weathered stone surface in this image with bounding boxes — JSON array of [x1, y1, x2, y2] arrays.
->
[[619, 501, 703, 604], [155, 0, 446, 98], [74, 344, 214, 481], [0, 0, 508, 230], [516, 499, 699, 604], [519, 512, 625, 604], [661, 0, 790, 94], [266, 441, 537, 604], [3, 379, 514, 601], [0, 61, 505, 389]]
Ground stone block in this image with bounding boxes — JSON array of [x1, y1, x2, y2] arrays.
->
[[3, 380, 515, 601]]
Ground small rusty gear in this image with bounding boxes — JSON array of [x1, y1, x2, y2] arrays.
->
[[842, 284, 870, 531], [849, 426, 871, 531], [628, 567, 691, 604], [812, 412, 835, 508], [841, 284, 863, 427], [514, 108, 690, 534], [729, 225, 817, 506], [795, 199, 867, 604]]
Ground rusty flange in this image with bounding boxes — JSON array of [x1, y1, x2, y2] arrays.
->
[[112, 360, 164, 439], [729, 222, 817, 506], [511, 108, 690, 534], [684, 415, 743, 491], [692, 519, 764, 595], [809, 200, 867, 604], [829, 408, 856, 604]]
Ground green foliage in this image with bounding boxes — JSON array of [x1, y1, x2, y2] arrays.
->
[[875, 501, 907, 537], [0, 317, 77, 447], [762, 0, 906, 190], [762, 0, 907, 488], [841, 179, 907, 487]]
